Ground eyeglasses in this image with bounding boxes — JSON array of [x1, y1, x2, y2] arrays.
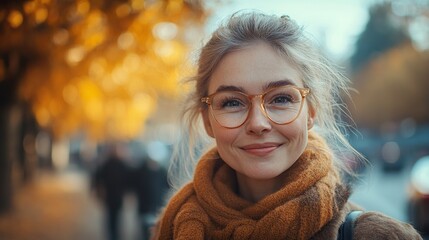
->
[[201, 85, 310, 128]]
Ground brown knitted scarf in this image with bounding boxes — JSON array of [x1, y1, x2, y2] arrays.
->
[[154, 132, 347, 240]]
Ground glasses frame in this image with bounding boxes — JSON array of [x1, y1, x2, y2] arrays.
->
[[201, 86, 310, 129]]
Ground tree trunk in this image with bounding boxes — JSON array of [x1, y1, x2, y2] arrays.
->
[[0, 106, 13, 214]]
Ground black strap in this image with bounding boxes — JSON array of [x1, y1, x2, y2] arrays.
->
[[337, 210, 363, 240]]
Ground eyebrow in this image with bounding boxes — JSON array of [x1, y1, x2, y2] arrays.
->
[[214, 79, 297, 94], [263, 79, 296, 90], [214, 85, 245, 93]]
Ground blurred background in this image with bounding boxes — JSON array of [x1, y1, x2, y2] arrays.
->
[[0, 0, 429, 239]]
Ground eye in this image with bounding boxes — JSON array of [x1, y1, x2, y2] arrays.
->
[[220, 97, 245, 109], [268, 94, 295, 106], [271, 95, 293, 104], [211, 92, 248, 111]]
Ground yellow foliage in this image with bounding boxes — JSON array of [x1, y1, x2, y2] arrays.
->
[[14, 0, 209, 141], [350, 43, 429, 127], [8, 10, 23, 28], [34, 7, 48, 24]]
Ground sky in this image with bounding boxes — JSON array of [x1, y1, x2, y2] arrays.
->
[[205, 0, 377, 61]]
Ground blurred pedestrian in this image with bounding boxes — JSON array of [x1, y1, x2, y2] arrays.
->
[[133, 155, 169, 239], [92, 143, 131, 240], [151, 11, 423, 239]]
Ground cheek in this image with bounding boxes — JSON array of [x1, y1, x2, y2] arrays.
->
[[276, 115, 310, 157], [277, 127, 306, 147], [209, 117, 240, 145], [213, 128, 240, 146], [279, 113, 309, 137]]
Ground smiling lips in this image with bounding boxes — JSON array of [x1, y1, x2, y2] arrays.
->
[[241, 143, 281, 156]]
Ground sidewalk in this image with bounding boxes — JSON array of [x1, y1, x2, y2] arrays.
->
[[0, 168, 139, 240]]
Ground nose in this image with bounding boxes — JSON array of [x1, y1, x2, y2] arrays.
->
[[245, 102, 272, 135]]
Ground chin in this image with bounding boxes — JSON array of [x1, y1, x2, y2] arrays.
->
[[244, 169, 285, 180]]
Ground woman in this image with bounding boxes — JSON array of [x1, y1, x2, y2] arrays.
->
[[152, 11, 422, 239]]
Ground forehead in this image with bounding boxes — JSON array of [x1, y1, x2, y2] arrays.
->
[[209, 41, 303, 94]]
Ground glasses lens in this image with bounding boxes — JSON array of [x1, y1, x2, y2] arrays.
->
[[264, 87, 303, 124], [210, 91, 249, 128]]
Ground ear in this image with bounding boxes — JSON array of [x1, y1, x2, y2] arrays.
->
[[307, 106, 316, 130], [201, 109, 215, 138]]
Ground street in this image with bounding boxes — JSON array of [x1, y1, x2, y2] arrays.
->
[[0, 169, 140, 240], [0, 161, 427, 239], [350, 160, 428, 239], [350, 161, 410, 222]]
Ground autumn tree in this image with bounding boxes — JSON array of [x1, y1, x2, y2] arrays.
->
[[348, 0, 429, 130], [350, 2, 410, 73], [0, 0, 211, 213]]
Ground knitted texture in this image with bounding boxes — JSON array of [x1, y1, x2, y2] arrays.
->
[[154, 132, 346, 240]]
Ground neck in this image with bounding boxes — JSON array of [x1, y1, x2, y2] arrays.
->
[[236, 172, 284, 203]]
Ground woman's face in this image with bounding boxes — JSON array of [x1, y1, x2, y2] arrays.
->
[[202, 41, 315, 181]]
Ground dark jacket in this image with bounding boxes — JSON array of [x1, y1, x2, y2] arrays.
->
[[133, 159, 169, 215], [312, 202, 422, 239], [93, 156, 131, 209]]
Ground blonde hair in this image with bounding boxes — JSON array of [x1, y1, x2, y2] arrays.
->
[[169, 11, 363, 190]]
